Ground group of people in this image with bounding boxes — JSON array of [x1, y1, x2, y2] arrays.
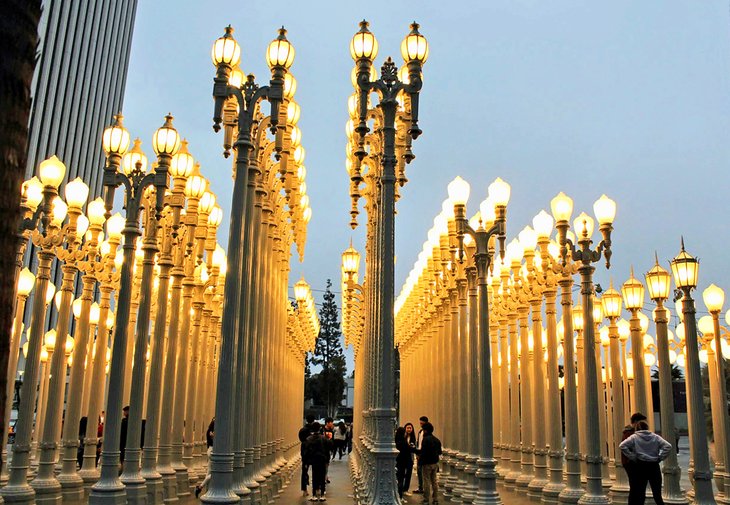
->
[[391, 412, 672, 505], [395, 416, 442, 505], [298, 415, 353, 501]]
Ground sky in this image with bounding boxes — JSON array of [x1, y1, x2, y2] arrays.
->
[[122, 1, 730, 373]]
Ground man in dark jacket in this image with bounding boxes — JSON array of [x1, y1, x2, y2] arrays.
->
[[299, 415, 316, 496], [303, 422, 333, 501], [413, 415, 429, 494], [417, 422, 442, 505]]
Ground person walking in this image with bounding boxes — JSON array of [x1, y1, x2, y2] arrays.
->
[[333, 421, 348, 460], [303, 422, 333, 502], [395, 423, 417, 499], [417, 422, 442, 505], [619, 420, 673, 505], [413, 415, 429, 495], [299, 414, 316, 497]]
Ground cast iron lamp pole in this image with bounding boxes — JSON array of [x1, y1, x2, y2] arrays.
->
[[670, 240, 715, 505], [531, 210, 567, 504], [451, 175, 510, 505], [703, 285, 730, 502], [1, 156, 67, 505], [349, 19, 427, 504], [621, 270, 649, 420], [599, 284, 630, 504], [89, 113, 180, 505], [553, 192, 616, 505], [206, 24, 293, 504], [645, 259, 687, 505]]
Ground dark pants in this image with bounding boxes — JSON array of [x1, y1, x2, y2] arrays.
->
[[301, 463, 309, 491], [417, 461, 423, 491], [627, 461, 664, 505], [312, 461, 327, 495], [396, 461, 413, 498], [334, 439, 346, 459]]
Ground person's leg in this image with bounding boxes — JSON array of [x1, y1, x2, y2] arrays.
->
[[647, 462, 665, 505], [416, 461, 423, 492], [422, 465, 433, 504], [301, 462, 309, 492], [404, 462, 413, 494], [629, 463, 649, 505], [312, 463, 324, 497], [396, 463, 404, 498], [432, 464, 439, 503]]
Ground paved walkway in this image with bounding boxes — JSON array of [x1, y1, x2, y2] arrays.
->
[[276, 454, 355, 504]]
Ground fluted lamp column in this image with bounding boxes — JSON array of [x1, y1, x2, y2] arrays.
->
[[670, 241, 715, 505]]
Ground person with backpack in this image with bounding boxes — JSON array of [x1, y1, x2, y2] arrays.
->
[[303, 422, 333, 502], [299, 414, 316, 496], [620, 420, 673, 505]]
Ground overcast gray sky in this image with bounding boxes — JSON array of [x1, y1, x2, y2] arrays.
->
[[122, 1, 730, 371]]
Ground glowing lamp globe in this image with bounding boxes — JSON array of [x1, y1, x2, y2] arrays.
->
[[170, 140, 195, 178], [447, 176, 470, 206], [102, 116, 130, 156], [17, 268, 35, 297], [645, 260, 671, 301], [532, 210, 554, 239], [350, 20, 378, 61], [703, 284, 724, 313], [22, 177, 44, 210], [65, 177, 89, 209], [39, 155, 67, 189], [87, 198, 106, 226], [266, 27, 295, 69], [593, 194, 616, 225], [211, 26, 241, 67], [670, 242, 699, 290], [400, 22, 429, 63], [152, 114, 181, 156], [550, 192, 573, 222], [601, 286, 622, 318], [573, 212, 594, 239], [622, 272, 645, 310], [488, 177, 511, 207]]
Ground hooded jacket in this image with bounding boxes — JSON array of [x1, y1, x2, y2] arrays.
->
[[619, 430, 673, 463]]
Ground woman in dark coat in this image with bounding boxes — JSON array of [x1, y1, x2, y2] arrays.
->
[[395, 423, 417, 498], [303, 422, 333, 501]]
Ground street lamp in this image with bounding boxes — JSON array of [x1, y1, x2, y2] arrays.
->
[[621, 269, 649, 425], [1, 156, 67, 505], [703, 284, 730, 502], [553, 192, 616, 505], [347, 19, 427, 504], [670, 240, 715, 505], [453, 176, 509, 505], [90, 114, 180, 505]]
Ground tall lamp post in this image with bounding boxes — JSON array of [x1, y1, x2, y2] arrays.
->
[[349, 20, 427, 504], [553, 193, 616, 505], [703, 284, 730, 502], [670, 240, 715, 505], [645, 258, 687, 505], [89, 114, 180, 505], [1, 156, 66, 505], [205, 24, 294, 504], [451, 175, 510, 505]]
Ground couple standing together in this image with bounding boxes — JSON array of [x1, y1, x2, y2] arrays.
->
[[396, 415, 442, 505]]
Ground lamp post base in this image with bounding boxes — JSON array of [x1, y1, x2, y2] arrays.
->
[[557, 485, 584, 504], [141, 471, 164, 505], [0, 483, 36, 505], [171, 464, 190, 498], [57, 471, 86, 502], [542, 480, 566, 505], [157, 466, 178, 504], [473, 457, 501, 505]]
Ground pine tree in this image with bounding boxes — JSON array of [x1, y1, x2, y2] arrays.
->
[[306, 279, 347, 418]]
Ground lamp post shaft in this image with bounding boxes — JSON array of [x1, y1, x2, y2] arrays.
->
[[543, 283, 565, 504], [607, 320, 630, 504], [680, 291, 715, 504], [577, 263, 609, 505]]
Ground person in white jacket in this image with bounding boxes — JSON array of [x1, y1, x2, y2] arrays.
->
[[619, 420, 673, 505]]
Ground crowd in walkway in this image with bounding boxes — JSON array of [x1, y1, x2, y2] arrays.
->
[[298, 415, 353, 501]]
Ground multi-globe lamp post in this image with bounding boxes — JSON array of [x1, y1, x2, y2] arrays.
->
[[345, 19, 428, 504]]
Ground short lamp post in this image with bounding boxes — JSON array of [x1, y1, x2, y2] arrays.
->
[[600, 284, 630, 504], [621, 270, 649, 421], [670, 240, 715, 505], [553, 192, 616, 505], [451, 175, 510, 505], [703, 284, 730, 502], [645, 258, 687, 505]]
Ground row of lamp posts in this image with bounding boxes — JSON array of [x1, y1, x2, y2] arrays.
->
[[393, 176, 730, 505], [1, 115, 231, 505]]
